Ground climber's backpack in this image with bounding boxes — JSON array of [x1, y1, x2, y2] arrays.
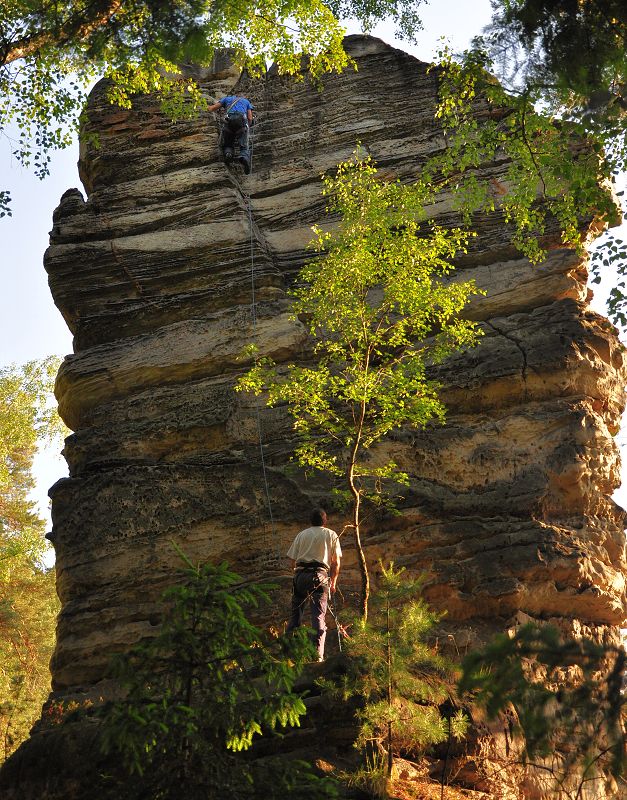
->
[[224, 98, 246, 132]]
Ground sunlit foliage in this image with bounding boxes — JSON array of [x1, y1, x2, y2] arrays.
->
[[0, 358, 62, 761], [239, 151, 482, 617], [433, 2, 627, 320]]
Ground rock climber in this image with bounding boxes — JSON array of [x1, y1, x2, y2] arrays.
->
[[207, 92, 254, 174], [286, 508, 342, 661]]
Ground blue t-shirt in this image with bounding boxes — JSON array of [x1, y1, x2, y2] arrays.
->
[[220, 96, 253, 117]]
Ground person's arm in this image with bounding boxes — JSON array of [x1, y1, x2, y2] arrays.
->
[[207, 101, 222, 112], [287, 532, 300, 570], [329, 532, 341, 592], [329, 556, 340, 593], [247, 107, 253, 124]]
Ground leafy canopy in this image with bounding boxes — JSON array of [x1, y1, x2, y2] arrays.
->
[[0, 358, 64, 550], [0, 563, 57, 763], [471, 0, 627, 194], [481, 1, 627, 126], [433, 2, 627, 321], [429, 45, 620, 266]]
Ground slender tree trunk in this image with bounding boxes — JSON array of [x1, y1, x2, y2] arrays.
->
[[348, 465, 369, 620], [386, 594, 393, 778], [348, 355, 371, 619], [441, 716, 451, 800]]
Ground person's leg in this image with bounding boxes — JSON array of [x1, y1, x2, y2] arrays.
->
[[286, 573, 306, 633], [221, 127, 235, 163], [309, 570, 329, 661], [238, 125, 250, 173]]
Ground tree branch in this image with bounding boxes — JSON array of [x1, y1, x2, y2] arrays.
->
[[2, 0, 123, 66]]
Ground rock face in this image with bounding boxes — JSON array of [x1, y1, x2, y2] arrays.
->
[[2, 35, 626, 799]]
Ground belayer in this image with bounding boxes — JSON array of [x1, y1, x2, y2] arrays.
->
[[207, 92, 254, 174], [286, 508, 342, 661]]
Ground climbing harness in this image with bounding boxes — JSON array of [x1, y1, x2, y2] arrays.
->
[[218, 96, 253, 171], [223, 96, 246, 132]]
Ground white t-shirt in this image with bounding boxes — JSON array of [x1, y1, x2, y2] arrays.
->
[[287, 526, 342, 569]]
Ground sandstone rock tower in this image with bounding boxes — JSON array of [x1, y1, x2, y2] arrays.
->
[[2, 35, 625, 799]]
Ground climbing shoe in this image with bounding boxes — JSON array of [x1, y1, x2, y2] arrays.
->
[[240, 156, 251, 175], [223, 149, 234, 164]]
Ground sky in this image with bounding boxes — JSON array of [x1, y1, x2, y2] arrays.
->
[[2, 0, 626, 543]]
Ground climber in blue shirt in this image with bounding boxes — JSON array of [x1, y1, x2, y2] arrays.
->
[[207, 93, 254, 174]]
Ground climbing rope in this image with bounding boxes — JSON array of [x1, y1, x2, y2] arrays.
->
[[244, 118, 279, 560], [219, 95, 280, 565], [327, 590, 347, 652], [217, 89, 348, 652], [294, 576, 348, 654]]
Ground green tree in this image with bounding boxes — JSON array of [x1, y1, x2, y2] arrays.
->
[[0, 358, 62, 761], [481, 1, 627, 125], [99, 554, 338, 799], [459, 623, 626, 798], [429, 2, 627, 320], [238, 151, 482, 619], [428, 45, 620, 267], [340, 563, 467, 782], [0, 563, 57, 762]]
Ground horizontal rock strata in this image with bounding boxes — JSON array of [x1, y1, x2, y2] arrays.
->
[[2, 35, 625, 800]]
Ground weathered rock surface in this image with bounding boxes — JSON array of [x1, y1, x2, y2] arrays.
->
[[2, 35, 625, 799]]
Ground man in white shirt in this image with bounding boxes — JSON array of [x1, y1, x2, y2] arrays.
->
[[286, 508, 342, 661]]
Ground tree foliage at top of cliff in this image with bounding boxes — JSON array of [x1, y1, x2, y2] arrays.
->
[[0, 358, 63, 762], [451, 1, 627, 323], [428, 43, 621, 269], [426, 2, 626, 256], [0, 0, 425, 216], [481, 0, 627, 125], [468, 0, 627, 187]]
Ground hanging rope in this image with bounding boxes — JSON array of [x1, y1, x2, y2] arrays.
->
[[206, 85, 280, 565], [217, 94, 280, 564], [244, 118, 279, 559]]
